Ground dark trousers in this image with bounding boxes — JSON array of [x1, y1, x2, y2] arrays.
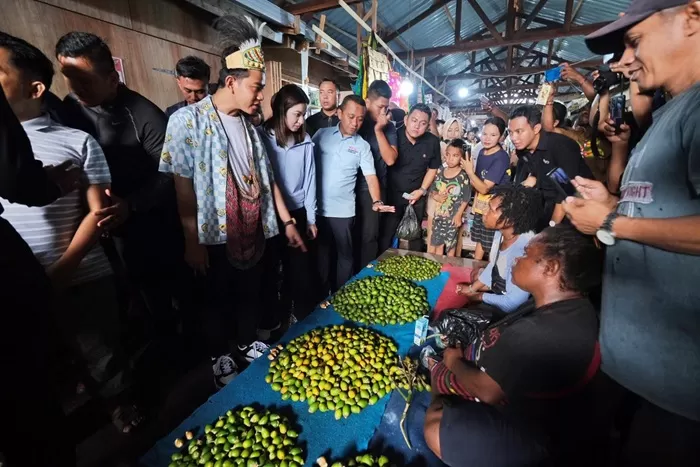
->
[[113, 208, 186, 334], [353, 189, 381, 272], [616, 389, 700, 467], [194, 245, 264, 357], [261, 209, 319, 324], [379, 191, 427, 253], [0, 217, 74, 466], [317, 216, 354, 294]]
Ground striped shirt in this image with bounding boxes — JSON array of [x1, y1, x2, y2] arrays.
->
[[0, 114, 113, 285]]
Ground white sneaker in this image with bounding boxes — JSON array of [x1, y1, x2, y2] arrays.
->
[[237, 341, 269, 363], [212, 354, 238, 389]]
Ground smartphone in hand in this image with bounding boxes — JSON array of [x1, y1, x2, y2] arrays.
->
[[547, 167, 580, 200], [609, 94, 626, 129]]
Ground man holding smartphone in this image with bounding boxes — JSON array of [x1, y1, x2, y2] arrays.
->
[[508, 105, 592, 230], [355, 80, 398, 270]]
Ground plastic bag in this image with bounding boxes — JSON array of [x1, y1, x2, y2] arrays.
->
[[396, 205, 421, 240], [432, 307, 493, 347]]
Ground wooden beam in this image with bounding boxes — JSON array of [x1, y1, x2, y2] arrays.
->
[[516, 12, 560, 28], [384, 0, 450, 43], [514, 0, 549, 38], [546, 38, 554, 66], [315, 14, 327, 55], [285, 0, 363, 15], [564, 0, 574, 32], [465, 0, 503, 43], [356, 2, 363, 57], [485, 48, 505, 70], [412, 21, 609, 57], [371, 0, 378, 32], [506, 0, 517, 38], [438, 59, 601, 81], [443, 4, 456, 31], [455, 0, 463, 43], [514, 41, 539, 68]]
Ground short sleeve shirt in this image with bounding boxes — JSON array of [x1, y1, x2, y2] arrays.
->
[[389, 128, 441, 194], [472, 148, 512, 214], [305, 111, 339, 137], [357, 117, 397, 190], [0, 114, 113, 285], [431, 168, 470, 218], [313, 125, 375, 218], [158, 97, 279, 245]]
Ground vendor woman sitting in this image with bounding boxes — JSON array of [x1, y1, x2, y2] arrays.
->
[[456, 185, 543, 314], [424, 225, 604, 466]]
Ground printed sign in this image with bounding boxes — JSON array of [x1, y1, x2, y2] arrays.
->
[[113, 57, 126, 84]]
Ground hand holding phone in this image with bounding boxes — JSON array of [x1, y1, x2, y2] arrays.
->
[[547, 167, 581, 200], [609, 94, 626, 129]]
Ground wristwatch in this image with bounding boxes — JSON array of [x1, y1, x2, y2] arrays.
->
[[596, 211, 620, 246], [419, 187, 427, 196], [373, 200, 384, 206], [283, 218, 296, 227]]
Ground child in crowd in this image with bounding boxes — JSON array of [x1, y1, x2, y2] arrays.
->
[[428, 140, 470, 257], [463, 117, 512, 260]]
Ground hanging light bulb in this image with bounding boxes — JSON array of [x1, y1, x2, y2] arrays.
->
[[400, 79, 414, 96], [458, 87, 469, 98]]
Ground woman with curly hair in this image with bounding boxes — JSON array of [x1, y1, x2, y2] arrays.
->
[[456, 185, 543, 313], [424, 225, 605, 467]]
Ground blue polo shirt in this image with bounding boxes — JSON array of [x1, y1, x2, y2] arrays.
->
[[313, 125, 375, 218]]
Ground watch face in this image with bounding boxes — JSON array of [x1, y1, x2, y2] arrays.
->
[[596, 229, 615, 246]]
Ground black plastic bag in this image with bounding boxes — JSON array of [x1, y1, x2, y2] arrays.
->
[[396, 205, 421, 240], [432, 307, 493, 347]]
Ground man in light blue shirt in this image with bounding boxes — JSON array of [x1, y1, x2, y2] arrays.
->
[[313, 95, 393, 293]]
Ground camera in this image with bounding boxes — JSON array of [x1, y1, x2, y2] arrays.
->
[[593, 66, 623, 94]]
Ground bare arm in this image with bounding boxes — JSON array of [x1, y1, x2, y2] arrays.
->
[[47, 184, 109, 286], [445, 354, 505, 405], [365, 174, 382, 203], [375, 130, 398, 166], [421, 168, 438, 193], [542, 102, 556, 132], [174, 175, 198, 244], [487, 104, 509, 122], [552, 203, 566, 223], [466, 172, 495, 195], [273, 181, 307, 251], [607, 141, 629, 193], [629, 81, 654, 131], [614, 216, 700, 255]]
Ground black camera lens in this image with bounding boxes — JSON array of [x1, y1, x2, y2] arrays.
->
[[594, 69, 623, 94]]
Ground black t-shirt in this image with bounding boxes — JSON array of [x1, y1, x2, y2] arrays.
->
[[514, 131, 593, 204], [388, 128, 441, 194], [62, 85, 173, 213], [474, 298, 600, 437], [305, 110, 339, 136], [357, 117, 398, 191]]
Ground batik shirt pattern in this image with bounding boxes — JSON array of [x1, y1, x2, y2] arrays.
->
[[159, 97, 279, 245]]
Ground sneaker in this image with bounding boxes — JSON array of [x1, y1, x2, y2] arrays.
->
[[237, 341, 270, 363], [289, 313, 298, 326], [256, 322, 282, 341], [212, 354, 238, 389]]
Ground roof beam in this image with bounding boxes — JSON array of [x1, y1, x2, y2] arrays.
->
[[284, 0, 363, 15], [465, 0, 503, 43], [439, 59, 601, 81], [454, 0, 462, 44], [412, 22, 609, 57], [514, 0, 549, 38], [384, 0, 451, 43], [564, 0, 575, 32]]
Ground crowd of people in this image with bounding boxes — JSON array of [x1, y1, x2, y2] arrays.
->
[[0, 0, 698, 465]]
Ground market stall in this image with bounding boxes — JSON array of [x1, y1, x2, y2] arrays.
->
[[141, 250, 485, 467]]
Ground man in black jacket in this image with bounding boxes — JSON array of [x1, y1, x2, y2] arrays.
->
[[55, 32, 185, 333]]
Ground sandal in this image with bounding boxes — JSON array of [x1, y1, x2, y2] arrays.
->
[[111, 404, 145, 434]]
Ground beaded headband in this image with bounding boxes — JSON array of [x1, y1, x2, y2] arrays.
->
[[224, 20, 267, 72]]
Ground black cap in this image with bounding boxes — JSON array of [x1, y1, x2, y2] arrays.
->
[[585, 0, 689, 54]]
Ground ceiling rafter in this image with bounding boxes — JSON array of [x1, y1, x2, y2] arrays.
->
[[465, 0, 504, 44], [384, 0, 452, 43], [284, 0, 363, 15]]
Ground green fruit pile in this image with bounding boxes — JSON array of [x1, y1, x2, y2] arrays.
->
[[320, 453, 397, 467], [267, 325, 399, 418], [375, 255, 441, 281], [331, 276, 429, 325], [169, 406, 304, 467]]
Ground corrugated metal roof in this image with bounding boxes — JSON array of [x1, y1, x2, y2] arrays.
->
[[285, 0, 631, 99]]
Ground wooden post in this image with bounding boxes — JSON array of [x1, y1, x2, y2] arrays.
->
[[315, 14, 326, 55], [372, 0, 379, 33], [356, 2, 364, 57]]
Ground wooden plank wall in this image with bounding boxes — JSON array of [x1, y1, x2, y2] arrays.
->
[[0, 0, 350, 112]]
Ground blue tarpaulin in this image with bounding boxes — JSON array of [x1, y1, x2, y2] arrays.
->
[[140, 263, 450, 467]]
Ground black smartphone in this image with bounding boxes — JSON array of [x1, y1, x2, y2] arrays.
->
[[547, 167, 579, 199], [609, 94, 626, 128]]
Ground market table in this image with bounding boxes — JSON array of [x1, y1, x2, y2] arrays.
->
[[140, 250, 486, 467]]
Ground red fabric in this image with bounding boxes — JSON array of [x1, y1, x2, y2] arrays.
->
[[225, 163, 263, 268], [433, 263, 473, 319]]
